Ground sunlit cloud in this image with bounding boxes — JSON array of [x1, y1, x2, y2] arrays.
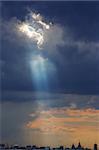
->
[[32, 13, 51, 30], [18, 22, 44, 49], [26, 107, 99, 133], [25, 107, 99, 147], [17, 11, 64, 50], [17, 12, 51, 49], [2, 10, 99, 56]]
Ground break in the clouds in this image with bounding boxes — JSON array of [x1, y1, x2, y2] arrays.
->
[[18, 12, 51, 49], [1, 7, 99, 55], [1, 11, 64, 51], [1, 10, 99, 53]]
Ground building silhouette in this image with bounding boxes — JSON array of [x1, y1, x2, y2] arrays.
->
[[0, 142, 98, 150], [94, 144, 97, 150]]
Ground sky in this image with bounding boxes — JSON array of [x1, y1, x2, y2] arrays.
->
[[0, 1, 99, 148]]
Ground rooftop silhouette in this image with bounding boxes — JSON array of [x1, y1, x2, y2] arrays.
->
[[0, 143, 98, 150]]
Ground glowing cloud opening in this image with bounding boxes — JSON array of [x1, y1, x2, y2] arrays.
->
[[32, 13, 50, 30], [17, 12, 51, 49], [18, 23, 44, 49]]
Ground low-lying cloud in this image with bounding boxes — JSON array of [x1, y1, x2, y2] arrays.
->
[[27, 107, 99, 133]]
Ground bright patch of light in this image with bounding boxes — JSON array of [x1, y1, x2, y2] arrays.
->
[[32, 13, 50, 29], [29, 54, 56, 91], [18, 12, 51, 49], [19, 23, 44, 49]]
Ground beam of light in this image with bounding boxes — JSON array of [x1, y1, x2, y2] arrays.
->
[[29, 54, 57, 92], [17, 11, 59, 94], [17, 11, 58, 92], [17, 12, 51, 49], [30, 55, 49, 91]]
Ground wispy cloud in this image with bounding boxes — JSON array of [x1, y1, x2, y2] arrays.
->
[[25, 107, 99, 147], [26, 107, 99, 133]]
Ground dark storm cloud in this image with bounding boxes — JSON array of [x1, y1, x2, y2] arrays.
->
[[1, 1, 99, 95], [1, 91, 99, 109]]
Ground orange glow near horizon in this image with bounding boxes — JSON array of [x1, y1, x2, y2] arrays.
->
[[24, 108, 99, 148]]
